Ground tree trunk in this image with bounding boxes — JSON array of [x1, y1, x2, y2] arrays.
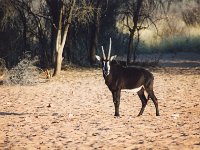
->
[[65, 31, 72, 62], [53, 0, 75, 76], [127, 0, 143, 64], [51, 25, 57, 66], [18, 9, 27, 57], [46, 0, 60, 66], [38, 27, 49, 68], [22, 18, 27, 56], [53, 23, 71, 77], [53, 48, 63, 76], [89, 10, 100, 65], [89, 26, 97, 65], [133, 29, 140, 62], [127, 31, 134, 64]]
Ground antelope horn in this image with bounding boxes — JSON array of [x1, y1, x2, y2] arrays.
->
[[101, 46, 106, 60], [108, 38, 112, 59]]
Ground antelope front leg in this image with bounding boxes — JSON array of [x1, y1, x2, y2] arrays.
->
[[112, 90, 121, 117]]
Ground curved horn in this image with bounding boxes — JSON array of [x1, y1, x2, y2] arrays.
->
[[108, 38, 112, 59], [101, 46, 106, 60]]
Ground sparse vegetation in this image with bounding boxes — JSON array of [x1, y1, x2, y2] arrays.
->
[[136, 35, 200, 54], [157, 36, 200, 53], [3, 54, 48, 85], [0, 58, 7, 76], [0, 1, 200, 149], [0, 0, 199, 75]]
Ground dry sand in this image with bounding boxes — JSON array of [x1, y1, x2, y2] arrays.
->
[[0, 53, 200, 149]]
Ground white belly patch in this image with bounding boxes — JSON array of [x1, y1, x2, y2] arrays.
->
[[122, 85, 144, 93]]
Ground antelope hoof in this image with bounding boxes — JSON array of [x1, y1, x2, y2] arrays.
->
[[114, 113, 120, 118], [156, 113, 160, 116], [114, 115, 121, 118]]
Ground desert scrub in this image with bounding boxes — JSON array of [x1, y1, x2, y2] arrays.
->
[[3, 54, 47, 85], [0, 58, 7, 76]]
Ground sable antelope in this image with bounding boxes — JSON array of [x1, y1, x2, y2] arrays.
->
[[96, 38, 160, 117]]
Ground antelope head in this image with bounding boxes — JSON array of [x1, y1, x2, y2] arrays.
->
[[96, 38, 117, 76]]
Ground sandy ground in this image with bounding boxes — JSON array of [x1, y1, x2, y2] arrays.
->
[[0, 54, 200, 149]]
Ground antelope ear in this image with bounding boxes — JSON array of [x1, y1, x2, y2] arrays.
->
[[95, 55, 101, 61], [110, 55, 117, 61]]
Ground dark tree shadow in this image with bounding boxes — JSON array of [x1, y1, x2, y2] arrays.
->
[[0, 112, 27, 116]]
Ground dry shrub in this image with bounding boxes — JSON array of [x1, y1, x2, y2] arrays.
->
[[159, 17, 186, 39], [0, 58, 7, 85], [182, 6, 200, 26], [3, 54, 48, 85], [135, 54, 161, 67], [0, 58, 7, 76]]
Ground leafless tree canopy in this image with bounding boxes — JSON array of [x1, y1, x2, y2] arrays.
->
[[0, 0, 199, 77], [182, 6, 200, 26]]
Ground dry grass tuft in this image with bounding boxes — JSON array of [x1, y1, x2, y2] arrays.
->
[[2, 54, 49, 85]]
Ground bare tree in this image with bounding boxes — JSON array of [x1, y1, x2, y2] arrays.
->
[[0, 0, 31, 56], [89, 0, 121, 65], [46, 0, 75, 76], [0, 0, 52, 68], [182, 4, 200, 26], [119, 0, 165, 64], [89, 0, 101, 65], [46, 0, 94, 76]]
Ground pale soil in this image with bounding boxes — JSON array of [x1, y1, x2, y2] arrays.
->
[[0, 66, 200, 150]]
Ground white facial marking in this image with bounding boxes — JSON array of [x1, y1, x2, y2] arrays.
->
[[122, 85, 144, 93], [102, 61, 111, 76], [107, 61, 110, 73]]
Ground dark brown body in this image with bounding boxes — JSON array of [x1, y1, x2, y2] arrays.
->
[[103, 62, 160, 117]]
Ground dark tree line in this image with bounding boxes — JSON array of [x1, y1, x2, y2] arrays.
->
[[0, 0, 199, 76]]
